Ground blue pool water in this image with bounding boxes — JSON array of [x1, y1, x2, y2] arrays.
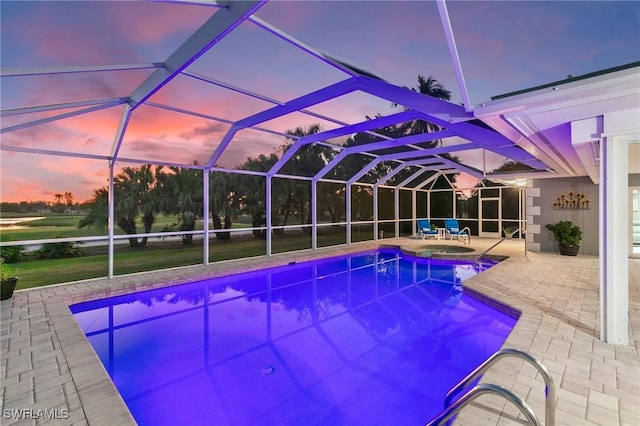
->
[[70, 249, 517, 425]]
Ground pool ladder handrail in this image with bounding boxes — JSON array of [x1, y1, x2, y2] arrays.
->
[[427, 348, 555, 426], [474, 227, 526, 262], [426, 382, 540, 426]]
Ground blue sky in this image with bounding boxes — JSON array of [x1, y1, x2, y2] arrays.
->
[[1, 0, 639, 202]]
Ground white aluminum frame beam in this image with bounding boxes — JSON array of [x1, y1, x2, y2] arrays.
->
[[1, 100, 127, 134], [0, 145, 110, 161], [0, 63, 162, 77], [1, 97, 129, 117], [181, 70, 394, 143], [397, 168, 436, 188], [149, 0, 230, 6], [312, 130, 465, 183], [436, 0, 472, 111], [110, 105, 133, 161], [206, 77, 361, 167], [268, 109, 419, 177], [127, 1, 265, 111], [109, 1, 265, 163], [374, 159, 441, 189], [145, 101, 294, 139], [365, 141, 476, 164], [248, 16, 361, 78], [320, 142, 475, 189], [357, 75, 548, 169], [436, 155, 484, 179], [416, 171, 447, 190]]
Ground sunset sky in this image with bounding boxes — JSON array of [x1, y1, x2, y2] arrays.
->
[[1, 0, 639, 203]]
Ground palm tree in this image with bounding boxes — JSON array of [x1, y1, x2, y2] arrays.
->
[[114, 165, 158, 247], [394, 75, 451, 137], [209, 171, 239, 240], [237, 153, 279, 239], [63, 191, 74, 207], [280, 124, 332, 231], [156, 165, 203, 244], [78, 165, 158, 247], [78, 188, 108, 229]]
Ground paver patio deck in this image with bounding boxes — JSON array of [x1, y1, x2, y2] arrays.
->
[[1, 237, 638, 425]]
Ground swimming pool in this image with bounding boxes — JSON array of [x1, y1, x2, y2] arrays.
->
[[70, 249, 517, 425]]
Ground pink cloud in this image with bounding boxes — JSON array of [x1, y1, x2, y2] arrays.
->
[[1, 151, 108, 203]]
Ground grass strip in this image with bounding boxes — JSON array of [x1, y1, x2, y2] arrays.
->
[[13, 232, 373, 290]]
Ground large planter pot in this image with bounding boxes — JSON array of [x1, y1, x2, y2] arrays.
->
[[1, 278, 18, 300], [558, 245, 579, 256]]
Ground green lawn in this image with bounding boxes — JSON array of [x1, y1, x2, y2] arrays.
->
[[10, 230, 372, 290]]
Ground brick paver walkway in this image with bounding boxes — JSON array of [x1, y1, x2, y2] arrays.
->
[[1, 239, 638, 425]]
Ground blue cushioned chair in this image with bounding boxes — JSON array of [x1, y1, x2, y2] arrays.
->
[[417, 219, 438, 239], [445, 218, 469, 242]]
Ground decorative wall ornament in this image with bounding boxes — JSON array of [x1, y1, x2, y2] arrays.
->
[[553, 191, 590, 209]]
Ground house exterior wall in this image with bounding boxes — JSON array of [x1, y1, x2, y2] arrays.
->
[[528, 176, 600, 255]]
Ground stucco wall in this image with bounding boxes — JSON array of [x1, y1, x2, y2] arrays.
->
[[528, 176, 600, 255]]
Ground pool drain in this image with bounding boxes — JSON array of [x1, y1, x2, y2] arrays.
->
[[260, 366, 275, 376]]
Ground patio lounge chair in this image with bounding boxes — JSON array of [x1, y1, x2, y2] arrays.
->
[[417, 219, 438, 239], [445, 218, 470, 243]]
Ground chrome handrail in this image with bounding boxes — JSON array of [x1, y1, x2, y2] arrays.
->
[[459, 226, 471, 244], [427, 383, 541, 426], [446, 226, 472, 244], [474, 227, 526, 261], [444, 348, 555, 426]]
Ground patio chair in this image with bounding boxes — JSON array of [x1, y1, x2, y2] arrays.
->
[[445, 218, 470, 244], [417, 219, 438, 239]]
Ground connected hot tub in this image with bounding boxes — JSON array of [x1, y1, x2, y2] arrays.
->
[[419, 244, 475, 257]]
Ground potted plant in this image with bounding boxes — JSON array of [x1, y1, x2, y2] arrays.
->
[[502, 226, 513, 238], [1, 258, 18, 300], [545, 220, 583, 256]]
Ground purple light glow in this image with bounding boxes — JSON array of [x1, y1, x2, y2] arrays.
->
[[71, 249, 517, 425]]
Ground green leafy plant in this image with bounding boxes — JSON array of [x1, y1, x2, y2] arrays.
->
[[545, 220, 582, 247], [0, 245, 24, 263], [1, 258, 17, 281]]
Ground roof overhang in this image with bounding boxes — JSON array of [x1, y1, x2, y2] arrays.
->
[[473, 62, 640, 183]]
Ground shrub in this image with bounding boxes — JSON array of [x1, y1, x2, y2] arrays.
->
[[34, 241, 83, 259], [0, 245, 24, 263]]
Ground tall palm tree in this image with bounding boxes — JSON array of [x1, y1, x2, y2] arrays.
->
[[78, 165, 158, 247], [409, 75, 451, 135], [394, 75, 451, 137], [237, 153, 279, 239], [156, 165, 203, 244]]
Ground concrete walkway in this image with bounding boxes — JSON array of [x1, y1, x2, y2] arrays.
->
[[1, 238, 638, 425]]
